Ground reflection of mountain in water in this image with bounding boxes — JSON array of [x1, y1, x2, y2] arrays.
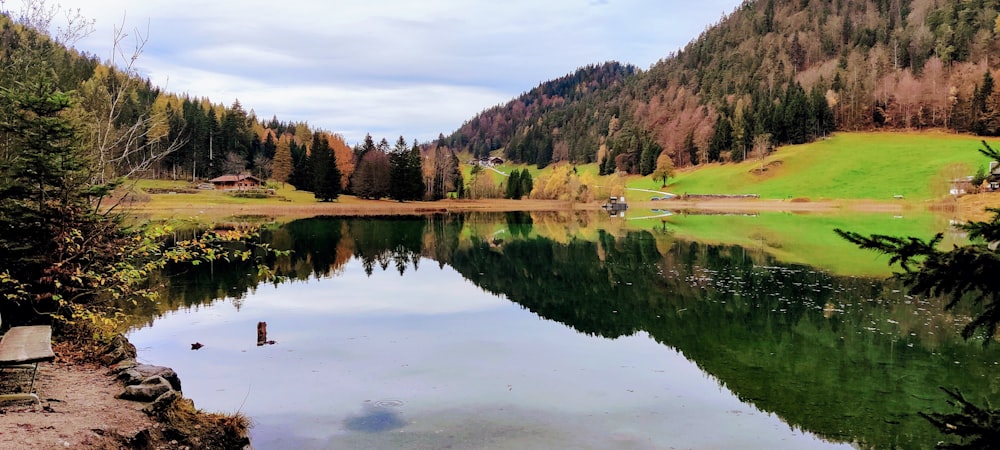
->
[[136, 214, 1000, 449]]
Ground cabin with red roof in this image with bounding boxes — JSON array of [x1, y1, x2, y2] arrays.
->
[[208, 174, 263, 191]]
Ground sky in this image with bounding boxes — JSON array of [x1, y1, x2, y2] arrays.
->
[[49, 0, 743, 145]]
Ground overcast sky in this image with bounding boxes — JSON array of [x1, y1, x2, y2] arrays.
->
[[55, 0, 742, 144]]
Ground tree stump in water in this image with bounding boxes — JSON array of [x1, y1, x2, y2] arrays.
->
[[257, 321, 275, 346]]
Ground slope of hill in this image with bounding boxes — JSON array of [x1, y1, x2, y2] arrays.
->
[[633, 131, 996, 201], [446, 0, 1000, 174], [445, 62, 637, 164]]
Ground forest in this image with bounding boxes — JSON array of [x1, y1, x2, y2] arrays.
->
[[446, 0, 1000, 174]]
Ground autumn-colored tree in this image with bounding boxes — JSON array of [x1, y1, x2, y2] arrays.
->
[[271, 136, 293, 186], [468, 165, 500, 199], [652, 153, 675, 187], [530, 165, 590, 202], [328, 133, 355, 190]]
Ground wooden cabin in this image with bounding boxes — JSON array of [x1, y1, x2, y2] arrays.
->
[[208, 174, 263, 191]]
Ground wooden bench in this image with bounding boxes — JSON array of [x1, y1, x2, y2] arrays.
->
[[0, 317, 55, 405]]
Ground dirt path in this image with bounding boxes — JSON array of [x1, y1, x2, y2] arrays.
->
[[0, 343, 154, 449]]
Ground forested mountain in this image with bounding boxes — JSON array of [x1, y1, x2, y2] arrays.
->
[[444, 62, 637, 165], [445, 0, 1000, 174]]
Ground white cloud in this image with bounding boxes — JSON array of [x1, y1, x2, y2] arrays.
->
[[50, 0, 744, 143]]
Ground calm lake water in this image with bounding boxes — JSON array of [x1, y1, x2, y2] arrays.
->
[[128, 213, 999, 449]]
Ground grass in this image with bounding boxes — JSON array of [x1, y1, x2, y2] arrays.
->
[[628, 209, 956, 276], [628, 131, 999, 201]]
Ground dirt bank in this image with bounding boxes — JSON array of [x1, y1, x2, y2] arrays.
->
[[0, 342, 153, 448], [128, 195, 923, 222]]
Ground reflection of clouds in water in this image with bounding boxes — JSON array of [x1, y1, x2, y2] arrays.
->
[[344, 402, 406, 433], [245, 260, 508, 316]]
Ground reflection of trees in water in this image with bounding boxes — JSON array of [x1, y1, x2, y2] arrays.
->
[[134, 214, 1000, 449], [444, 230, 1000, 450]]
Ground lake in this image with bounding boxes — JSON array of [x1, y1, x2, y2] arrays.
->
[[127, 212, 999, 449]]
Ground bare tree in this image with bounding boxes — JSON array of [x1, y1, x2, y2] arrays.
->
[[80, 16, 186, 187], [253, 154, 272, 180], [221, 152, 247, 175], [751, 133, 772, 174]]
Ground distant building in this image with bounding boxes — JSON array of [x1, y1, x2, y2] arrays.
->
[[989, 161, 1000, 191], [475, 156, 505, 167], [209, 174, 263, 191], [950, 176, 974, 196]]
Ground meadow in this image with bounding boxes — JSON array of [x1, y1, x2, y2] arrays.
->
[[628, 131, 998, 201]]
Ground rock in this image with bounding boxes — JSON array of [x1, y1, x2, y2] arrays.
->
[[118, 365, 182, 392], [125, 428, 152, 450], [119, 376, 172, 402], [101, 335, 137, 365], [109, 359, 138, 374], [142, 390, 182, 417]]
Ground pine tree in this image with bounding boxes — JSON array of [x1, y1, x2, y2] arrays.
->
[[708, 115, 732, 162], [972, 71, 996, 136], [288, 140, 312, 191], [451, 151, 465, 198], [389, 136, 409, 201], [388, 136, 426, 201], [639, 135, 662, 176], [519, 169, 534, 197], [406, 140, 425, 201], [684, 130, 699, 165], [505, 169, 521, 199], [311, 134, 341, 201]]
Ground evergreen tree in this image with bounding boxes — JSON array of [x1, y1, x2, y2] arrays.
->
[[708, 115, 732, 162], [783, 82, 811, 145], [972, 71, 997, 136], [288, 140, 312, 191], [0, 80, 89, 211], [519, 170, 534, 197], [406, 140, 426, 200], [389, 136, 409, 201], [451, 151, 465, 198], [684, 130, 699, 165], [505, 169, 522, 199], [639, 135, 662, 176], [0, 79, 91, 276], [205, 107, 220, 177], [311, 134, 341, 201], [809, 84, 835, 138], [389, 136, 424, 202]]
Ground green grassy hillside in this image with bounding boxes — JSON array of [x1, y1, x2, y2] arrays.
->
[[630, 132, 999, 201], [628, 210, 956, 276]]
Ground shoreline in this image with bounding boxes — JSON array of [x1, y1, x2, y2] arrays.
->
[[124, 195, 935, 222], [0, 334, 250, 448]]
